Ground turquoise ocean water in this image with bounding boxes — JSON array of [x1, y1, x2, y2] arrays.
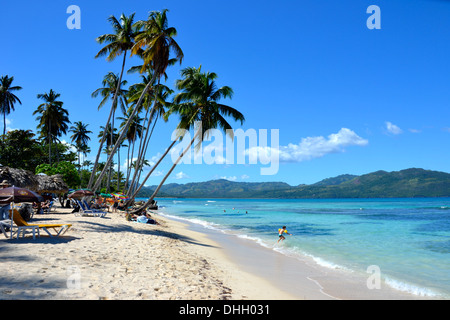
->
[[143, 197, 450, 298]]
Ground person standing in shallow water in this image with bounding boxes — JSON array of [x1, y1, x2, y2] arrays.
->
[[277, 226, 292, 243]]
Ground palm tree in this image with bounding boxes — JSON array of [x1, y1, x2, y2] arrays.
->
[[117, 106, 144, 193], [113, 132, 128, 192], [80, 144, 91, 162], [83, 160, 93, 171], [34, 89, 70, 165], [132, 9, 183, 75], [98, 124, 118, 192], [70, 121, 92, 150], [92, 9, 183, 193], [0, 75, 22, 136], [128, 66, 245, 213], [91, 72, 128, 112], [126, 75, 173, 195], [69, 121, 92, 176], [89, 12, 137, 189], [98, 124, 118, 147]]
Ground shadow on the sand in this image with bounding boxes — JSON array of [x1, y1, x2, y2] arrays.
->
[[0, 235, 80, 245], [76, 220, 218, 248], [0, 274, 66, 300], [1, 212, 217, 248]]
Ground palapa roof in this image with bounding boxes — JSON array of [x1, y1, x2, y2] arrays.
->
[[0, 166, 69, 194], [0, 166, 39, 191], [36, 174, 69, 194]]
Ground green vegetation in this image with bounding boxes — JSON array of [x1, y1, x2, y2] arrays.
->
[[139, 168, 450, 199], [0, 130, 45, 171], [0, 130, 76, 172], [0, 9, 245, 211], [131, 65, 245, 213], [35, 162, 81, 189], [4, 9, 447, 205]]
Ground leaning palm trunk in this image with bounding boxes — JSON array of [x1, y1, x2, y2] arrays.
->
[[117, 145, 121, 191], [126, 98, 155, 196], [129, 112, 158, 196], [125, 137, 136, 193], [88, 104, 115, 188], [136, 116, 158, 191], [129, 130, 200, 215], [92, 71, 158, 193], [131, 79, 163, 190], [126, 106, 150, 195], [88, 53, 127, 189], [128, 138, 178, 201], [107, 148, 112, 192]]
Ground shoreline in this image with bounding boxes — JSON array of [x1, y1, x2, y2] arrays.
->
[[0, 204, 296, 300], [0, 203, 438, 300], [158, 212, 436, 300], [154, 213, 298, 300]]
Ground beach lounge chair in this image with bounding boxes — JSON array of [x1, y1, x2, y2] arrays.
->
[[82, 200, 108, 214], [10, 209, 71, 238], [74, 200, 106, 217], [0, 220, 11, 238], [2, 217, 37, 240]]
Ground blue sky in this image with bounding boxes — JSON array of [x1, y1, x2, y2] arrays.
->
[[1, 0, 450, 186]]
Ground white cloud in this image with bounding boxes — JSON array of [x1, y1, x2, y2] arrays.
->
[[153, 170, 164, 177], [5, 118, 14, 132], [175, 171, 189, 179], [120, 157, 137, 172], [121, 154, 161, 173], [241, 174, 250, 180], [61, 140, 77, 153], [220, 176, 237, 181], [246, 128, 368, 163], [148, 153, 163, 166], [385, 121, 403, 135], [2, 118, 21, 133]]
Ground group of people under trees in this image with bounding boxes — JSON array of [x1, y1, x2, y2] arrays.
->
[[75, 195, 160, 225]]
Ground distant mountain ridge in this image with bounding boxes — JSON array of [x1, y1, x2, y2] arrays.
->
[[137, 168, 450, 199]]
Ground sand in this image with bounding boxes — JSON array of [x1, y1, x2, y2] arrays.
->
[[1, 203, 430, 300], [0, 204, 297, 300]]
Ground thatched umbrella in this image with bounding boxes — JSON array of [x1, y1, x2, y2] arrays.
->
[[0, 166, 69, 195], [35, 174, 69, 194], [0, 166, 39, 191]]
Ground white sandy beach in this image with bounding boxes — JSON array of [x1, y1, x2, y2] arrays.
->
[[0, 204, 296, 300], [0, 203, 432, 300]]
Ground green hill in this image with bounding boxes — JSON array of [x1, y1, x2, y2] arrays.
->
[[312, 174, 358, 186], [137, 168, 450, 199], [138, 179, 291, 198]]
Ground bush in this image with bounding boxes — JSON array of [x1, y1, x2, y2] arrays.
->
[[36, 161, 81, 188]]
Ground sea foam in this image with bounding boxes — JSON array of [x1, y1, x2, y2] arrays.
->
[[384, 277, 442, 297]]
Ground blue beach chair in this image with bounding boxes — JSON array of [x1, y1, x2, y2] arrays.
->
[[74, 200, 106, 217]]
